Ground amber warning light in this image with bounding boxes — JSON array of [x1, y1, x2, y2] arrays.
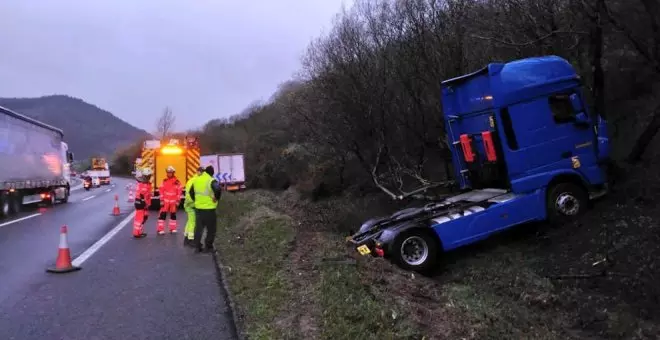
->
[[160, 146, 183, 155]]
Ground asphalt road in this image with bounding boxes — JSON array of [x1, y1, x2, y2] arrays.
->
[[0, 177, 237, 340]]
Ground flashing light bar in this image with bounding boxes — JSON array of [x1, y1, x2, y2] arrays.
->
[[160, 146, 183, 155]]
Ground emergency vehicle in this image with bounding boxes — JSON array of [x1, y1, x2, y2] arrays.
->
[[347, 55, 610, 273], [138, 137, 201, 210]]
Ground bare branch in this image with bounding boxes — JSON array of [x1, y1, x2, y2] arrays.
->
[[469, 30, 587, 47], [156, 106, 176, 139]]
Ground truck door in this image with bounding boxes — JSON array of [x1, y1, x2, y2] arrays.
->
[[500, 90, 598, 186]]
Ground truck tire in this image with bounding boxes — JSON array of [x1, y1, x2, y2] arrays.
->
[[546, 182, 588, 224], [46, 190, 56, 206], [61, 188, 70, 203], [10, 194, 21, 215], [0, 195, 10, 217], [391, 229, 440, 274]]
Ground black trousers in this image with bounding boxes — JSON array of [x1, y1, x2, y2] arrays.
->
[[193, 208, 217, 249]]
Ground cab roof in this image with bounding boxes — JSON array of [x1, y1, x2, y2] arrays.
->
[[441, 55, 580, 117]]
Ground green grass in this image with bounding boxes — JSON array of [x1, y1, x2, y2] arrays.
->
[[215, 191, 422, 340], [215, 193, 297, 340], [315, 238, 419, 340]]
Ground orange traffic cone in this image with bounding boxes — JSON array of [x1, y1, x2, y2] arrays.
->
[[112, 195, 121, 215], [127, 190, 134, 203], [46, 226, 81, 273]]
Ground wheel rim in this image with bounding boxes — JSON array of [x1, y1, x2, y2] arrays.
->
[[400, 236, 429, 266], [2, 201, 9, 216], [555, 193, 580, 216]]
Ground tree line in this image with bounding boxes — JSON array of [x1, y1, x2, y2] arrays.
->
[[113, 0, 660, 199]]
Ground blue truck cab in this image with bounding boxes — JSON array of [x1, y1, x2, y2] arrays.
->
[[347, 56, 610, 272]]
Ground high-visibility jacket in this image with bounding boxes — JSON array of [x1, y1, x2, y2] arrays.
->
[[135, 181, 152, 206], [192, 172, 218, 210], [184, 174, 198, 204], [160, 176, 181, 204]]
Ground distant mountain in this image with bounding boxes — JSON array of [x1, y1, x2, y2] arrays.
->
[[0, 95, 151, 160]]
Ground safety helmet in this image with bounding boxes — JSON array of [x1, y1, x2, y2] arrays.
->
[[166, 166, 175, 173]]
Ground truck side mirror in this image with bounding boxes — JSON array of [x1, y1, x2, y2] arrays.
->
[[570, 93, 583, 112], [67, 151, 74, 163], [574, 112, 590, 129]]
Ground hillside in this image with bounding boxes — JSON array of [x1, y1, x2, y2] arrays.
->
[[0, 95, 150, 160]]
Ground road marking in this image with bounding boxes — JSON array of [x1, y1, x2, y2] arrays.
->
[[72, 211, 136, 267], [105, 189, 111, 192], [81, 195, 96, 201], [0, 213, 42, 228]]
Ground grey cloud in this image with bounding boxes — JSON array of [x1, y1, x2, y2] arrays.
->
[[0, 0, 351, 131]]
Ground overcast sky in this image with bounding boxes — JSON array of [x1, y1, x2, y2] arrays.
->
[[0, 0, 351, 132]]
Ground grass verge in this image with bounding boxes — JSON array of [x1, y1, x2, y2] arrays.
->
[[214, 191, 420, 340], [315, 235, 419, 339], [215, 193, 297, 339]]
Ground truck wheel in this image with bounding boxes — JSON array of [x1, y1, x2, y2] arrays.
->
[[61, 188, 70, 203], [391, 229, 439, 273], [47, 190, 56, 206], [10, 194, 21, 214], [1, 196, 10, 217], [546, 182, 587, 224]]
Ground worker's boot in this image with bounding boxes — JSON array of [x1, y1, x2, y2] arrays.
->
[[169, 220, 177, 234], [157, 220, 166, 235]]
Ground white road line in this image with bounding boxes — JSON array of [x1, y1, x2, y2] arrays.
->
[[72, 211, 136, 267], [105, 189, 111, 192], [81, 195, 96, 201], [0, 213, 42, 228]]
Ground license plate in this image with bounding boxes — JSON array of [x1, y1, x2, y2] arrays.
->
[[357, 245, 371, 256], [227, 185, 239, 191]]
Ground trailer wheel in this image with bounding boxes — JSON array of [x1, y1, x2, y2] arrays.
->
[[10, 194, 21, 214], [546, 182, 587, 224], [391, 229, 439, 273], [46, 190, 56, 206], [0, 195, 10, 217], [61, 188, 70, 203]]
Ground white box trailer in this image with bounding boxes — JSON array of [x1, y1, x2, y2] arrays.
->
[[200, 153, 246, 192], [0, 105, 74, 217]]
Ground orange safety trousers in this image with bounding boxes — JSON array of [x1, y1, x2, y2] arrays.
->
[[133, 181, 152, 236], [157, 176, 181, 233]]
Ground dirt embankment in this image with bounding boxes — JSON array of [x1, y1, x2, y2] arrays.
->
[[214, 166, 660, 340]]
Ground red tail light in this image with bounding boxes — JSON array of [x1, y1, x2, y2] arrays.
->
[[374, 243, 385, 257], [459, 134, 475, 163], [481, 131, 497, 162]]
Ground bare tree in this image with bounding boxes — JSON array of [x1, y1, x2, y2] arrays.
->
[[156, 106, 176, 139]]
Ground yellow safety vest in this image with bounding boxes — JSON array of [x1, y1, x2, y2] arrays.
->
[[193, 172, 218, 210], [184, 174, 198, 203]]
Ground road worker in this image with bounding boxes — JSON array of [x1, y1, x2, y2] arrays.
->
[[157, 165, 182, 235], [183, 166, 204, 247], [132, 168, 153, 238], [189, 165, 222, 253]]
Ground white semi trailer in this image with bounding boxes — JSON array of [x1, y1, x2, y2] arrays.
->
[[0, 105, 74, 217], [200, 153, 246, 192]]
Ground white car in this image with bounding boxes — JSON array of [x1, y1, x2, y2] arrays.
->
[[91, 176, 101, 187]]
